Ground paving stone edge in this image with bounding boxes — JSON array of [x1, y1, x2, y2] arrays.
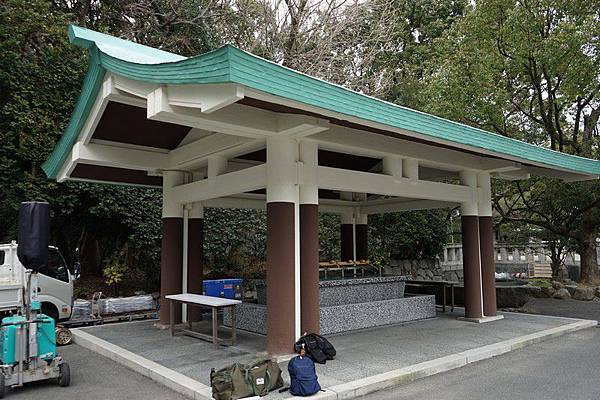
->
[[72, 318, 597, 400]]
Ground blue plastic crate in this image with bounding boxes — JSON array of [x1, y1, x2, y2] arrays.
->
[[203, 279, 243, 299]]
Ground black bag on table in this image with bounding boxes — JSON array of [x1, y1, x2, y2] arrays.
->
[[294, 333, 336, 364]]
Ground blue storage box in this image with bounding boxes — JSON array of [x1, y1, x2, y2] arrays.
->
[[203, 279, 243, 299]]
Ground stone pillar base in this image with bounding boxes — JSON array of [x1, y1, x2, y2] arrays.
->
[[458, 315, 504, 324]]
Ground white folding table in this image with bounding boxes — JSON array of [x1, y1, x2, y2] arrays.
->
[[165, 294, 241, 346]]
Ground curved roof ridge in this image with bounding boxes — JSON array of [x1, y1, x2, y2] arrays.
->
[[68, 25, 187, 64], [226, 46, 600, 166], [43, 26, 600, 179]]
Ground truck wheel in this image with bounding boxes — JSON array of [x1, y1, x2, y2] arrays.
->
[[0, 373, 6, 398], [42, 304, 59, 322], [58, 362, 70, 387]]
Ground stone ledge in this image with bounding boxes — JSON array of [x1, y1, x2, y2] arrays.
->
[[223, 295, 436, 335]]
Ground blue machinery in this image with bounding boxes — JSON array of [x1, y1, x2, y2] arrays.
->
[[0, 271, 70, 397], [0, 202, 71, 396]]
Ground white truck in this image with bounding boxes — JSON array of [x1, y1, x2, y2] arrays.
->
[[0, 241, 77, 321]]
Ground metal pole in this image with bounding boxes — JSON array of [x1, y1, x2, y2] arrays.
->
[[182, 206, 189, 323]]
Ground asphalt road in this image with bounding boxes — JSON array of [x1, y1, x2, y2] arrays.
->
[[8, 343, 188, 400], [11, 316, 600, 400], [367, 327, 600, 400]]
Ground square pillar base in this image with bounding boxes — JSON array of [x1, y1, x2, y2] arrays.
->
[[458, 315, 504, 324]]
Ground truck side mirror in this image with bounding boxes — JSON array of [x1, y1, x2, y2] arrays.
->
[[73, 262, 81, 280]]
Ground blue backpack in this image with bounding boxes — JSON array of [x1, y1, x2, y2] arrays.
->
[[288, 355, 321, 396]]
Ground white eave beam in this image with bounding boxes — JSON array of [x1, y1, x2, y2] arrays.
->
[[168, 164, 267, 204], [167, 133, 256, 169], [313, 126, 519, 173], [147, 86, 329, 139], [523, 166, 598, 182], [359, 199, 457, 215], [167, 84, 245, 113], [316, 165, 476, 203], [71, 141, 168, 170]]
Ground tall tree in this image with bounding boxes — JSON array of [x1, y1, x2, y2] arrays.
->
[[423, 0, 600, 282]]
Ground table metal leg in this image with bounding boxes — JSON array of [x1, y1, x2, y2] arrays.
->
[[170, 300, 175, 336], [212, 307, 218, 346], [231, 306, 237, 346]]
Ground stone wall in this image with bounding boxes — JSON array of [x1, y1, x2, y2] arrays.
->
[[223, 295, 436, 335], [224, 276, 435, 335], [385, 258, 462, 282]]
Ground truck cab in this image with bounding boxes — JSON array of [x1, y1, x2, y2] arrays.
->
[[0, 242, 75, 321]]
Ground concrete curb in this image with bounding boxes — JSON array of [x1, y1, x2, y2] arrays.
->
[[72, 329, 213, 400], [72, 318, 597, 400], [325, 318, 596, 399]]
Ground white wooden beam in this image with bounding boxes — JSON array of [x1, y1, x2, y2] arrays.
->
[[316, 165, 476, 203], [147, 86, 329, 139], [313, 126, 511, 173], [147, 86, 277, 138], [245, 88, 596, 179], [167, 84, 245, 113], [72, 141, 167, 170], [493, 170, 531, 180], [278, 114, 329, 137], [360, 199, 457, 215], [204, 196, 266, 210], [168, 164, 267, 204], [167, 133, 251, 169], [111, 74, 159, 99], [523, 166, 596, 182]]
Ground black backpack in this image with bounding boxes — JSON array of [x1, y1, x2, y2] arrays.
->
[[294, 333, 336, 364]]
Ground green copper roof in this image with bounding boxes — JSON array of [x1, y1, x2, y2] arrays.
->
[[68, 25, 186, 64], [43, 25, 600, 179]]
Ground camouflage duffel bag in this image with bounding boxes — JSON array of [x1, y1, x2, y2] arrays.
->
[[211, 363, 253, 400], [211, 358, 283, 399], [246, 358, 284, 396]]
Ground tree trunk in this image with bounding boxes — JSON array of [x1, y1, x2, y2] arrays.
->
[[547, 240, 565, 280], [79, 229, 102, 278], [578, 228, 598, 283]]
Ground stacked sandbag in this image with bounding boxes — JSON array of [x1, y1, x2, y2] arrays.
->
[[71, 299, 92, 320], [98, 295, 154, 315]]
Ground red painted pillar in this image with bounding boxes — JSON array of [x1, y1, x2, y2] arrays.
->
[[159, 171, 184, 326], [479, 216, 497, 316], [478, 172, 496, 317], [460, 170, 484, 320], [266, 202, 296, 354], [340, 223, 354, 261], [266, 137, 298, 355], [461, 216, 483, 319], [187, 211, 204, 322], [355, 212, 368, 261], [300, 204, 320, 334], [159, 218, 183, 325]]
